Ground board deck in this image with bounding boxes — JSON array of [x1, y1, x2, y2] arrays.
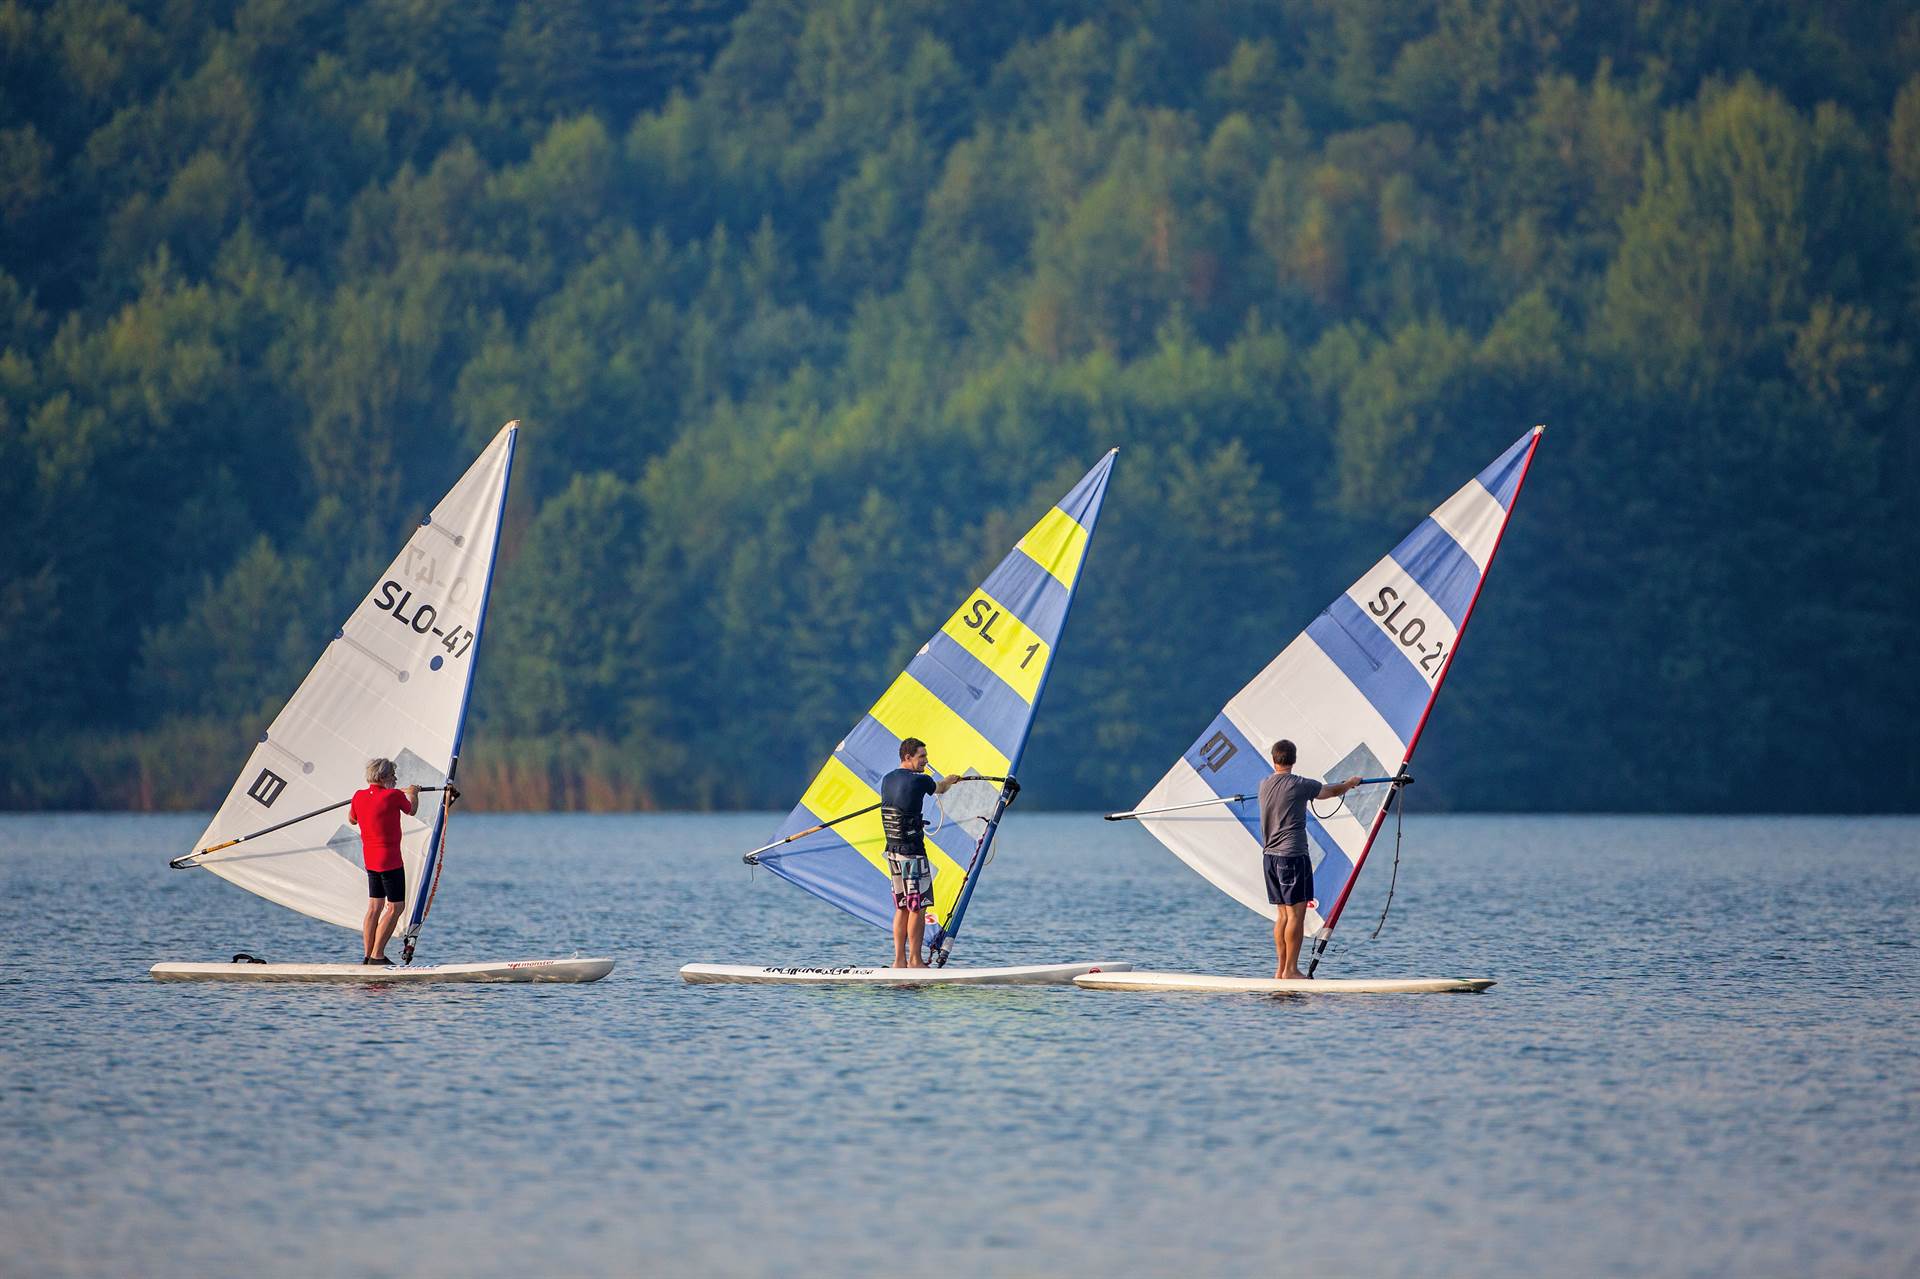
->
[[150, 957, 615, 984], [680, 961, 1131, 986], [1072, 970, 1492, 995]]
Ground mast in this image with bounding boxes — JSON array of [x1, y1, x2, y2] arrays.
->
[[401, 424, 518, 962]]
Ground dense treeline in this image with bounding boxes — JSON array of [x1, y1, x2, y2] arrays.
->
[[2, 0, 1916, 813]]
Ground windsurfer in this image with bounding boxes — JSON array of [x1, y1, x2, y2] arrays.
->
[[881, 737, 960, 967], [349, 757, 417, 965], [1260, 740, 1361, 980]]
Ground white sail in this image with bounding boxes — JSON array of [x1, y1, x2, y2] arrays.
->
[[184, 424, 517, 937], [1132, 428, 1542, 942]]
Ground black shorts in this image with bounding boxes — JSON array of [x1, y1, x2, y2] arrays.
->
[[366, 868, 406, 902], [1264, 853, 1313, 907]]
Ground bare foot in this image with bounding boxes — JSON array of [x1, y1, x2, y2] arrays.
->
[[1280, 970, 1306, 981]]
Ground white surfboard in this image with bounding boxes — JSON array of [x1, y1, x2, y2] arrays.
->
[[680, 961, 1131, 986], [1073, 970, 1491, 994], [150, 957, 614, 984]]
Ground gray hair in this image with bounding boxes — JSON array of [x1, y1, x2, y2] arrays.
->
[[365, 757, 398, 786]]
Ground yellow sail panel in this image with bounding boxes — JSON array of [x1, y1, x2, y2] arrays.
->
[[938, 588, 1050, 704], [1015, 506, 1091, 590], [867, 671, 1012, 779], [796, 755, 967, 905]]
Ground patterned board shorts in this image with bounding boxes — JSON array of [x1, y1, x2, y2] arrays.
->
[[887, 853, 934, 911]]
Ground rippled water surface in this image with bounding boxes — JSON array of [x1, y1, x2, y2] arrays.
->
[[2, 812, 1915, 1277]]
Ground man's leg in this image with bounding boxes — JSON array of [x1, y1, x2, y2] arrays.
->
[[892, 906, 909, 967], [905, 906, 927, 966], [1279, 903, 1309, 980], [1272, 910, 1287, 979], [371, 900, 403, 960], [363, 899, 381, 960]]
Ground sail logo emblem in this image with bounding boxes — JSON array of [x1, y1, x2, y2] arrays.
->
[[1196, 731, 1237, 773], [247, 769, 288, 808]]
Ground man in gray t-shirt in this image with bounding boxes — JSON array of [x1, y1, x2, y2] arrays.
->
[[1259, 739, 1362, 980]]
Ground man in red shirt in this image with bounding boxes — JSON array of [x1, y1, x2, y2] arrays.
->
[[348, 757, 418, 965]]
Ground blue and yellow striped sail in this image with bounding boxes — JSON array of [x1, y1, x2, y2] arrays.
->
[[756, 451, 1118, 950]]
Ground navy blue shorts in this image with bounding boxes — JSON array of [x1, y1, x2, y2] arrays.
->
[[366, 868, 406, 902], [1264, 854, 1313, 906]]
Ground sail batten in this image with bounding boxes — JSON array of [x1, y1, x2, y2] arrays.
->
[[183, 425, 518, 940], [757, 451, 1117, 951], [1133, 428, 1542, 942]]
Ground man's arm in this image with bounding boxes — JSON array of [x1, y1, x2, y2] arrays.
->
[[1318, 775, 1366, 799], [932, 774, 958, 796]]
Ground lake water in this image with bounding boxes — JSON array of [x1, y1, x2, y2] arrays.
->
[[1, 812, 1915, 1277]]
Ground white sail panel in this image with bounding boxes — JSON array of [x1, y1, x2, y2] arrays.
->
[[1134, 427, 1543, 939], [188, 425, 516, 931]]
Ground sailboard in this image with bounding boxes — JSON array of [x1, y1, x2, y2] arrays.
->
[[683, 451, 1123, 986], [1073, 972, 1491, 995], [680, 962, 1129, 986], [153, 957, 616, 984], [154, 422, 612, 984], [1093, 427, 1544, 995]]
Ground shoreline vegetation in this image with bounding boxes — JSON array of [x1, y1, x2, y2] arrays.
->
[[5, 3, 1917, 814], [1, 728, 667, 813]]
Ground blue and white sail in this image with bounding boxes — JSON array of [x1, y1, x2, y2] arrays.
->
[[1132, 427, 1542, 941], [754, 451, 1117, 956], [181, 424, 517, 948]]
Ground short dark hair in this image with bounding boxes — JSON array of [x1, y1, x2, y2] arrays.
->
[[899, 737, 926, 761], [1271, 739, 1296, 766]]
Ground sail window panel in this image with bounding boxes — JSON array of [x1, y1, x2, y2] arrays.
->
[[867, 671, 1011, 780], [933, 589, 1050, 704], [1013, 505, 1091, 591], [1427, 475, 1508, 572], [1382, 523, 1479, 630]]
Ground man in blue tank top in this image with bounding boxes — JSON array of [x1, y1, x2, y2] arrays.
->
[[880, 737, 961, 968], [1259, 739, 1362, 980]]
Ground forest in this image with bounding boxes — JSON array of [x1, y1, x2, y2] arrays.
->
[[2, 0, 1916, 812]]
